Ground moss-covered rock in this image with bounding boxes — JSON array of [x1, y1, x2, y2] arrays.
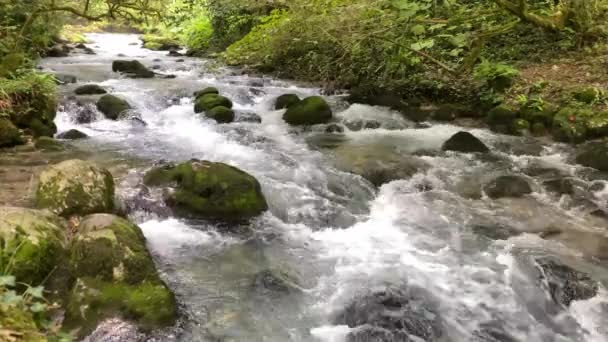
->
[[275, 94, 301, 110], [205, 106, 235, 123], [64, 214, 177, 336], [141, 35, 180, 51], [0, 305, 46, 342], [531, 122, 547, 136], [34, 137, 65, 151], [35, 160, 115, 217], [56, 129, 88, 140], [283, 96, 332, 125], [0, 207, 67, 286], [75, 84, 107, 95], [29, 119, 57, 138], [573, 86, 604, 104], [111, 60, 155, 78], [96, 95, 131, 120], [585, 111, 608, 138], [483, 175, 532, 199], [551, 106, 591, 143], [487, 104, 518, 130], [520, 105, 557, 126], [576, 140, 608, 171], [442, 131, 489, 153], [0, 117, 24, 148], [511, 118, 531, 136], [194, 87, 219, 99], [194, 94, 233, 113], [144, 160, 268, 220]]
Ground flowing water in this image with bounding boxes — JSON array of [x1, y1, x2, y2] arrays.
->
[[40, 34, 608, 342]]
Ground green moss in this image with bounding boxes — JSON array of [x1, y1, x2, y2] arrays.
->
[[552, 106, 593, 143], [34, 137, 64, 151], [0, 306, 46, 342], [143, 167, 176, 186], [194, 94, 233, 113], [205, 106, 235, 123], [576, 140, 608, 172], [520, 104, 557, 126], [487, 104, 518, 126], [573, 86, 604, 104], [585, 111, 608, 138], [30, 119, 57, 138], [96, 95, 132, 120], [141, 34, 180, 51], [283, 96, 332, 125], [531, 122, 547, 136], [194, 87, 219, 98], [65, 277, 176, 337], [111, 60, 155, 78], [275, 94, 301, 110], [0, 118, 24, 147], [511, 118, 530, 136]]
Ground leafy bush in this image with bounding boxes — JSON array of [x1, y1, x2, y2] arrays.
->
[[182, 13, 214, 53]]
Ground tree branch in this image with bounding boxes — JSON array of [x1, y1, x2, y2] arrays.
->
[[493, 0, 569, 31]]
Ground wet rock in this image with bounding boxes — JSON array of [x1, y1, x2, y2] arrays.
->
[[142, 36, 180, 51], [252, 269, 300, 294], [75, 84, 107, 95], [65, 214, 177, 336], [156, 73, 176, 79], [487, 105, 518, 134], [112, 60, 155, 78], [334, 145, 430, 187], [46, 45, 69, 57], [325, 124, 345, 133], [275, 94, 301, 110], [34, 137, 65, 151], [541, 227, 608, 259], [151, 65, 161, 70], [542, 177, 586, 196], [82, 47, 96, 55], [72, 102, 99, 124], [194, 87, 220, 98], [57, 129, 88, 140], [96, 95, 132, 120], [84, 318, 145, 342], [442, 131, 489, 153], [483, 175, 532, 199], [334, 287, 442, 342], [470, 224, 521, 240], [53, 73, 77, 84], [283, 96, 332, 126], [194, 94, 233, 113], [35, 159, 115, 217], [167, 50, 183, 57], [0, 118, 24, 148], [235, 112, 262, 123], [205, 106, 235, 124], [535, 258, 598, 307], [576, 140, 608, 172], [144, 160, 268, 220], [0, 207, 67, 286]]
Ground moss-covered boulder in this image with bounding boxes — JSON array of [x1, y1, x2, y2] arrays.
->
[[283, 96, 332, 125], [511, 118, 531, 136], [111, 60, 154, 78], [144, 160, 268, 220], [0, 117, 24, 148], [576, 140, 608, 171], [205, 106, 235, 123], [275, 94, 301, 110], [65, 214, 176, 335], [520, 105, 557, 126], [3, 74, 57, 137], [57, 129, 88, 140], [96, 95, 131, 120], [29, 119, 57, 138], [483, 175, 532, 199], [34, 137, 65, 151], [75, 84, 107, 95], [141, 35, 180, 51], [0, 207, 67, 286], [194, 87, 219, 99], [573, 86, 604, 104], [36, 160, 115, 217], [552, 106, 591, 143], [442, 131, 489, 153], [487, 105, 518, 134], [194, 94, 233, 113]]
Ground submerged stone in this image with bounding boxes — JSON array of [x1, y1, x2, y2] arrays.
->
[[442, 131, 489, 153], [144, 160, 268, 220], [483, 175, 532, 199], [35, 159, 115, 217], [535, 258, 598, 307], [57, 129, 88, 140], [96, 95, 132, 120], [75, 84, 107, 95], [283, 96, 332, 125]]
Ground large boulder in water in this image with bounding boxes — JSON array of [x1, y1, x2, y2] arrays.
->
[[35, 159, 115, 217], [0, 118, 24, 148], [144, 160, 268, 220], [575, 140, 608, 171], [334, 287, 442, 342], [65, 214, 177, 335], [275, 94, 301, 110], [283, 96, 332, 125], [0, 207, 67, 286], [75, 84, 107, 95], [96, 94, 131, 120], [205, 106, 235, 123], [535, 258, 598, 307], [442, 131, 489, 153], [57, 129, 88, 140], [194, 87, 219, 98], [112, 60, 154, 78], [483, 175, 532, 199], [194, 93, 233, 113]]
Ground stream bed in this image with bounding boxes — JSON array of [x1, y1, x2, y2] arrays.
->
[[39, 33, 608, 342]]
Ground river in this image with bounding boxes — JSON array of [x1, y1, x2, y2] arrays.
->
[[40, 33, 608, 342]]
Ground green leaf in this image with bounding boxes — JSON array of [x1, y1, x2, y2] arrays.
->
[[410, 39, 435, 51], [1, 290, 22, 306], [411, 24, 426, 36], [26, 286, 45, 299], [29, 302, 47, 313]]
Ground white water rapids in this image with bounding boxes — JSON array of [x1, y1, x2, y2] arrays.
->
[[42, 34, 608, 342]]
